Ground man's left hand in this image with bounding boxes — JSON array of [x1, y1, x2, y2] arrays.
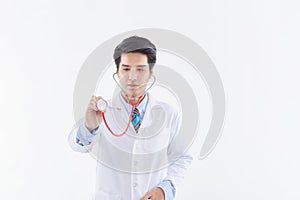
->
[[140, 187, 165, 200]]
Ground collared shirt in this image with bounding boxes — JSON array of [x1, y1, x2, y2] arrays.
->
[[119, 92, 149, 122]]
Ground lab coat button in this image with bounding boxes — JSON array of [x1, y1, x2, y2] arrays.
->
[[133, 183, 138, 188]]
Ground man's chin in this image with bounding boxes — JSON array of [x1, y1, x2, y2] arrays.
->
[[124, 90, 143, 99]]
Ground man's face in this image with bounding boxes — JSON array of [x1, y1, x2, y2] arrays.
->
[[117, 52, 153, 100]]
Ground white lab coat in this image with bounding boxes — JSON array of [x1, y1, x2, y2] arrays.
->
[[69, 93, 193, 200]]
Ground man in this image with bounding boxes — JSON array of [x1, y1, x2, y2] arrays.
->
[[69, 36, 193, 200]]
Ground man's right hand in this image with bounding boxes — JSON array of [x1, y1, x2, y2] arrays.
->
[[85, 95, 103, 132]]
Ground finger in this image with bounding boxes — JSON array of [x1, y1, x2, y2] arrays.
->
[[96, 96, 103, 101], [90, 100, 96, 107], [89, 96, 96, 105], [89, 101, 98, 111], [140, 193, 152, 200], [91, 96, 103, 105], [91, 95, 101, 102], [91, 95, 102, 100]]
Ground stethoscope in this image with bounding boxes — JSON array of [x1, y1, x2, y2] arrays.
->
[[96, 72, 156, 137]]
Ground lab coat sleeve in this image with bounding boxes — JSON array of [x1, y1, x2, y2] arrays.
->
[[164, 112, 193, 194], [68, 119, 100, 153]]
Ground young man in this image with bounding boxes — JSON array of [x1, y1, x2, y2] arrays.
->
[[69, 36, 193, 200]]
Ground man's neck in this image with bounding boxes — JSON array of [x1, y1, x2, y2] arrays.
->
[[121, 92, 146, 105]]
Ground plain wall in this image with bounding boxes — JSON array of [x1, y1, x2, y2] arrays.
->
[[0, 0, 299, 199]]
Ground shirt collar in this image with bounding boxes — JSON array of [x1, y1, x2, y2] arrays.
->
[[119, 92, 149, 117]]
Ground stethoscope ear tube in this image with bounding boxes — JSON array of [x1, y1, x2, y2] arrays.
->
[[97, 73, 156, 137], [100, 95, 144, 137], [112, 73, 156, 101]]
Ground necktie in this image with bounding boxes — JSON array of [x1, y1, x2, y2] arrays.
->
[[132, 107, 141, 133]]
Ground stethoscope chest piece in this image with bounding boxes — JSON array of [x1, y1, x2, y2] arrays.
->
[[97, 99, 108, 112]]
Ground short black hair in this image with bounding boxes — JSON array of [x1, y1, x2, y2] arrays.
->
[[113, 36, 157, 70]]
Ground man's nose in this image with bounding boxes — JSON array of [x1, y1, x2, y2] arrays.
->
[[128, 69, 138, 80]]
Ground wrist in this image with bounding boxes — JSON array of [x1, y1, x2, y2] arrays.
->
[[156, 187, 165, 199], [85, 123, 98, 132]]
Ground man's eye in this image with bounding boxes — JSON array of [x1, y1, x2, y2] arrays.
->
[[123, 68, 130, 71], [137, 68, 144, 71]]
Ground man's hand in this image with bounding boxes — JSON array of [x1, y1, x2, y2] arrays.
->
[[85, 95, 103, 132], [140, 187, 165, 200]]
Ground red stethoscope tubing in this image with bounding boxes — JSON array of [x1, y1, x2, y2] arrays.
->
[[101, 95, 144, 137]]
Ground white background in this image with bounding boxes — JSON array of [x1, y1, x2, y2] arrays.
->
[[1, 0, 300, 199]]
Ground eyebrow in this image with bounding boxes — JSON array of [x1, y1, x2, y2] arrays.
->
[[121, 64, 147, 67]]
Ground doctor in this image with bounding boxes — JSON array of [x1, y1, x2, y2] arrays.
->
[[69, 36, 193, 200]]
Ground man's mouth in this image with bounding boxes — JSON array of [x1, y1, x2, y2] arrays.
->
[[127, 84, 139, 88]]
